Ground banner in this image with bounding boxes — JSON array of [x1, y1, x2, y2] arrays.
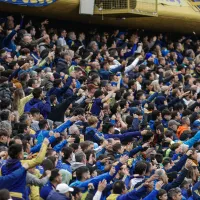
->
[[0, 0, 56, 7], [159, 0, 188, 6]]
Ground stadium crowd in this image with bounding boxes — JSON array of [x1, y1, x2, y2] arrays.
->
[[1, 14, 200, 200]]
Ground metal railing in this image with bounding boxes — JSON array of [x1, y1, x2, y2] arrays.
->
[[187, 0, 200, 12], [94, 0, 158, 16]]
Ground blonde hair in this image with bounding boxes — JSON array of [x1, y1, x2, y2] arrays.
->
[[151, 80, 161, 93], [87, 116, 98, 126]]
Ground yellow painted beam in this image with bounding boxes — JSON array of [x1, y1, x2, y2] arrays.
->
[[190, 2, 200, 6]]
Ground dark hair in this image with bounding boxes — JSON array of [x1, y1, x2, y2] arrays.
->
[[18, 123, 28, 133], [152, 110, 161, 121], [143, 131, 153, 142], [62, 147, 73, 162], [0, 129, 9, 138], [0, 98, 11, 110], [94, 90, 103, 98], [53, 79, 62, 87], [19, 114, 29, 123], [162, 158, 171, 167], [30, 108, 40, 116], [49, 169, 60, 182], [102, 123, 114, 134], [123, 92, 131, 100], [73, 108, 85, 116], [0, 110, 10, 121], [42, 159, 54, 172], [69, 143, 79, 152], [155, 153, 163, 164], [162, 109, 171, 118], [0, 189, 10, 200], [112, 143, 122, 153], [47, 156, 57, 168], [134, 161, 147, 175], [85, 150, 95, 161], [27, 78, 37, 87], [157, 189, 167, 199], [39, 120, 48, 130], [46, 149, 56, 157], [8, 144, 23, 159], [50, 95, 57, 104], [128, 80, 136, 88], [76, 166, 89, 181], [32, 88, 42, 99], [71, 187, 81, 197], [126, 116, 133, 127], [171, 111, 179, 120], [113, 181, 125, 194]]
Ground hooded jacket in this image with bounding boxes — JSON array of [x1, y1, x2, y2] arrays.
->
[[176, 125, 189, 139], [0, 142, 47, 200], [71, 162, 86, 172], [85, 127, 104, 144], [0, 167, 26, 189], [2, 29, 17, 52], [24, 97, 51, 119], [48, 95, 77, 122], [0, 83, 11, 99], [106, 185, 147, 200], [56, 58, 70, 74], [47, 190, 70, 200]]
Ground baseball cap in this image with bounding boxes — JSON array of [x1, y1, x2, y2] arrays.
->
[[56, 183, 74, 194], [193, 120, 200, 128], [145, 53, 152, 60], [162, 49, 170, 57], [168, 120, 180, 127], [2, 47, 12, 53], [118, 32, 125, 37]]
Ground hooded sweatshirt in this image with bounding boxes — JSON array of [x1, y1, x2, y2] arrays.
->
[[24, 97, 51, 119], [47, 190, 70, 200]]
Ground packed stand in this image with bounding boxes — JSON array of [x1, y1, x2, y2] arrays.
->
[[1, 15, 200, 200]]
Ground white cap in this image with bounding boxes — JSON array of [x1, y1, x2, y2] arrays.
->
[[56, 183, 74, 194]]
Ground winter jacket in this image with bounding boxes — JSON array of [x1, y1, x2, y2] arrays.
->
[[184, 130, 200, 148], [85, 127, 104, 144], [0, 83, 11, 99], [104, 131, 141, 142], [56, 159, 72, 173], [40, 181, 56, 200], [36, 120, 72, 144], [177, 125, 189, 139], [0, 142, 47, 200], [0, 167, 26, 189], [165, 154, 188, 173], [99, 65, 123, 80], [132, 118, 140, 131], [18, 93, 33, 116], [26, 172, 48, 187], [48, 95, 77, 122], [71, 162, 86, 171], [162, 168, 188, 191], [47, 77, 72, 103], [192, 181, 200, 200], [70, 162, 123, 192], [24, 97, 51, 119], [39, 42, 51, 53], [56, 58, 70, 74], [47, 190, 70, 200], [106, 185, 147, 200], [175, 50, 184, 64], [41, 78, 53, 92], [2, 30, 17, 52], [143, 189, 158, 200]]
